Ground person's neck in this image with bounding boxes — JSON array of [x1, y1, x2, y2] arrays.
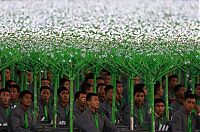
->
[[2, 104, 9, 109], [89, 106, 97, 113], [11, 99, 18, 103], [21, 104, 29, 111], [61, 102, 68, 108], [106, 99, 112, 106], [154, 94, 160, 99], [76, 103, 84, 111], [155, 112, 162, 118]]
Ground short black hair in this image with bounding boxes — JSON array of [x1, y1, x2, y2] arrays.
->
[[116, 80, 122, 84], [154, 81, 161, 95], [97, 77, 104, 80], [57, 87, 69, 96], [40, 86, 51, 93], [85, 73, 94, 82], [195, 84, 200, 88], [80, 83, 93, 92], [104, 85, 113, 95], [134, 84, 145, 96], [0, 88, 10, 94], [5, 80, 16, 89], [154, 98, 165, 105], [168, 74, 178, 82], [19, 90, 32, 99], [60, 78, 69, 86], [86, 92, 98, 101], [9, 84, 20, 92], [184, 93, 197, 101], [74, 91, 86, 101], [97, 83, 106, 90], [174, 84, 184, 93], [41, 78, 50, 81]]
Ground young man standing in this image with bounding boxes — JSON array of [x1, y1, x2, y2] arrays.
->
[[97, 83, 106, 103], [74, 91, 87, 119], [172, 93, 200, 132], [77, 93, 119, 132], [10, 90, 33, 132], [116, 80, 127, 111], [0, 88, 11, 125], [9, 84, 20, 109]]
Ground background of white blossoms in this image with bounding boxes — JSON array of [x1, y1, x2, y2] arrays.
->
[[0, 0, 199, 56]]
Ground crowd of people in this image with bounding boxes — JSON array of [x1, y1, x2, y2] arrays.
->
[[0, 68, 200, 132]]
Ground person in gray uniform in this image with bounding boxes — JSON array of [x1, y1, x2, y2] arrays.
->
[[77, 93, 119, 132], [10, 90, 34, 132], [171, 93, 200, 132], [52, 87, 70, 126], [122, 85, 148, 129], [0, 88, 11, 125], [9, 84, 20, 109], [37, 86, 52, 123], [74, 91, 87, 120], [171, 84, 186, 114]]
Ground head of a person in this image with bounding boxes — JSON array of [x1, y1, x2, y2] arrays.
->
[[75, 91, 87, 108], [97, 83, 106, 98], [168, 75, 178, 89], [133, 76, 140, 85], [41, 78, 51, 87], [195, 84, 200, 97], [116, 80, 123, 95], [174, 84, 186, 102], [105, 85, 113, 101], [99, 69, 110, 78], [9, 84, 20, 101], [135, 83, 147, 96], [96, 77, 105, 85], [104, 73, 111, 85], [27, 71, 33, 83], [19, 90, 32, 108], [85, 73, 94, 85], [60, 78, 70, 91], [40, 86, 51, 104], [81, 82, 93, 94], [0, 88, 10, 107], [86, 93, 99, 111], [183, 93, 196, 113], [154, 81, 163, 98], [154, 98, 165, 117], [6, 68, 11, 81], [5, 80, 16, 89], [134, 85, 145, 106], [58, 87, 69, 105]]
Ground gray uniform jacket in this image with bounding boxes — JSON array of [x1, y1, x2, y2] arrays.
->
[[171, 106, 200, 132], [77, 108, 119, 132], [9, 104, 33, 132], [0, 105, 11, 124], [74, 103, 84, 120], [171, 99, 182, 114], [37, 99, 52, 123], [122, 104, 148, 129]]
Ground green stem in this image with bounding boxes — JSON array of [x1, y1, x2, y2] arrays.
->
[[111, 73, 117, 124], [2, 68, 6, 88], [44, 68, 47, 79], [129, 74, 134, 130], [20, 71, 25, 91], [165, 75, 169, 121], [178, 68, 181, 83], [11, 64, 15, 81], [69, 75, 74, 132], [38, 71, 41, 96], [184, 72, 188, 89], [191, 76, 195, 94], [33, 72, 38, 123], [24, 69, 28, 90], [53, 74, 59, 128], [197, 73, 199, 84], [149, 80, 155, 132], [76, 75, 80, 91], [93, 72, 97, 93]]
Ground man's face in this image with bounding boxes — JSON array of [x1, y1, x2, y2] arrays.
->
[[87, 79, 94, 85], [86, 87, 93, 94], [10, 88, 19, 101], [97, 79, 104, 85], [116, 83, 123, 95], [27, 72, 33, 83], [133, 76, 140, 85], [158, 86, 163, 97], [97, 86, 105, 97], [0, 92, 10, 106], [178, 87, 186, 99], [184, 98, 196, 112], [155, 102, 165, 116], [6, 69, 11, 81], [63, 81, 70, 91], [77, 93, 87, 107], [60, 90, 69, 104], [195, 86, 200, 96], [143, 86, 148, 96], [106, 89, 113, 101], [21, 94, 32, 107], [170, 78, 178, 88], [41, 89, 51, 104], [41, 80, 50, 87], [134, 92, 144, 106], [104, 75, 111, 85], [89, 96, 99, 110]]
